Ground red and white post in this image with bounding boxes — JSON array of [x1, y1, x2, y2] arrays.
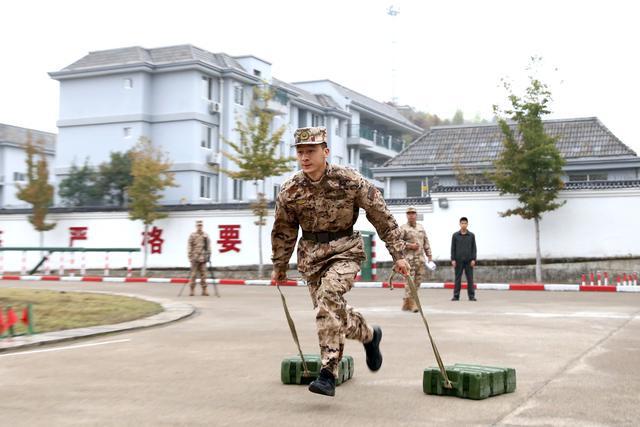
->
[[622, 273, 628, 286], [580, 274, 586, 286], [58, 252, 65, 276], [604, 272, 609, 286], [104, 252, 110, 276], [20, 250, 27, 275], [126, 252, 133, 278], [371, 237, 377, 281], [589, 272, 595, 286], [80, 251, 86, 276], [597, 272, 602, 286]]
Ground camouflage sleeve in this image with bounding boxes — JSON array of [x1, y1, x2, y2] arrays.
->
[[355, 176, 405, 262], [188, 234, 194, 260], [423, 230, 432, 258], [205, 233, 212, 255], [271, 192, 299, 274]]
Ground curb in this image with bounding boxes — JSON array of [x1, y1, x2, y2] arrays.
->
[[0, 292, 195, 353], [1, 274, 639, 292]]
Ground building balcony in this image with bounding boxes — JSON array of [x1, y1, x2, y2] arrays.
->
[[347, 124, 404, 158]]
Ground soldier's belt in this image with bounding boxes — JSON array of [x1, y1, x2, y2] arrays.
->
[[301, 227, 353, 243]]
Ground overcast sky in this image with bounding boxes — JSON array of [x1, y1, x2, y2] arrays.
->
[[2, 0, 638, 153]]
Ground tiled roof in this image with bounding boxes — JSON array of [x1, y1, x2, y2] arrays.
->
[[0, 123, 56, 152], [385, 117, 637, 167], [58, 45, 247, 74], [293, 80, 421, 132], [272, 78, 333, 110], [433, 180, 640, 193]]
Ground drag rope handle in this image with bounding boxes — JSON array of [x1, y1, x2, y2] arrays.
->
[[391, 271, 453, 389], [275, 282, 310, 377]]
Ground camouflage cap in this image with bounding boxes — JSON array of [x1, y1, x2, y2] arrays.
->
[[406, 206, 417, 213], [293, 127, 327, 145], [196, 220, 203, 225]]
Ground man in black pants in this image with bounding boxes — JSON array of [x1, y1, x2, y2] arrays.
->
[[451, 217, 477, 301]]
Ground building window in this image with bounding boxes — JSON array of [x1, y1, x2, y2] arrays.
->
[[298, 109, 307, 127], [200, 175, 212, 199], [253, 69, 262, 77], [202, 76, 213, 100], [234, 86, 244, 105], [589, 173, 608, 181], [233, 179, 243, 200], [273, 184, 281, 201], [13, 172, 26, 182], [201, 125, 212, 149], [123, 78, 133, 89], [311, 114, 324, 127], [406, 180, 422, 197], [335, 119, 342, 136], [123, 127, 132, 138]]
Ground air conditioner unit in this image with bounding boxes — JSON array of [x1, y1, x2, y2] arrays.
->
[[208, 101, 221, 114], [207, 152, 222, 166]]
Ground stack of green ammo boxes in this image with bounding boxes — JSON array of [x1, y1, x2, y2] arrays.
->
[[423, 364, 516, 400], [281, 354, 354, 385]]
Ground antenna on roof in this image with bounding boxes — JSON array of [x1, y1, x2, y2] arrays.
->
[[387, 5, 400, 105]]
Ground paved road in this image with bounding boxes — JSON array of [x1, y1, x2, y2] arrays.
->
[[1, 280, 639, 426]]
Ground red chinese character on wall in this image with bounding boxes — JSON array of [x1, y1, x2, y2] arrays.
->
[[141, 226, 164, 254], [69, 226, 88, 247], [218, 224, 241, 253]]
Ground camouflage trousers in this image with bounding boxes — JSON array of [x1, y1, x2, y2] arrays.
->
[[405, 258, 427, 299], [189, 261, 208, 290], [307, 260, 374, 378]]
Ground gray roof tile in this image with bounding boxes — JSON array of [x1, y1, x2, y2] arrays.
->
[[60, 45, 247, 74], [0, 123, 56, 151], [385, 117, 637, 167]]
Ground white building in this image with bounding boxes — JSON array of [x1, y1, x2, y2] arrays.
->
[[49, 45, 422, 205], [0, 123, 56, 208]]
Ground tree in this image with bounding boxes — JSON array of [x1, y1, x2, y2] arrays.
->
[[127, 138, 176, 276], [16, 135, 56, 247], [451, 109, 465, 125], [492, 59, 566, 283], [95, 151, 133, 206], [222, 86, 295, 278], [58, 159, 100, 206]]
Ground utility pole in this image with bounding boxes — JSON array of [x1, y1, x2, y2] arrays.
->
[[387, 5, 400, 105]]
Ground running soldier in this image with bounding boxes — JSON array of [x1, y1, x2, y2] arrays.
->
[[271, 126, 409, 397]]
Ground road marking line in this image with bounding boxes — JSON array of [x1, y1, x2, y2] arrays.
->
[[0, 338, 131, 358]]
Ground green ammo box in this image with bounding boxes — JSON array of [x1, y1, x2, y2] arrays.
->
[[281, 354, 354, 386], [454, 364, 516, 394]]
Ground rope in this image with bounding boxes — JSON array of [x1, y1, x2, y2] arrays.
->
[[275, 282, 310, 377], [391, 271, 452, 389]]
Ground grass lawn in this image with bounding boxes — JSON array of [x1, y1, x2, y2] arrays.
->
[[0, 288, 162, 335]]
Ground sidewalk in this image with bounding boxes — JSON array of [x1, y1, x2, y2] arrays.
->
[[0, 292, 195, 353]]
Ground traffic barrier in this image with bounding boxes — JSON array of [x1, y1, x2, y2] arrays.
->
[[589, 272, 594, 286], [597, 272, 602, 286], [581, 274, 586, 286], [604, 272, 609, 286]]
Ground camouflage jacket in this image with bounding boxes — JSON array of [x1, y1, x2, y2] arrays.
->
[[400, 222, 432, 262], [188, 231, 211, 263], [271, 163, 405, 278]]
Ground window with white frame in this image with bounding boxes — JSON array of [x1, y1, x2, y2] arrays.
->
[[311, 114, 324, 127], [201, 125, 212, 149], [13, 172, 26, 182], [335, 119, 343, 136], [200, 175, 212, 199], [233, 179, 243, 200], [234, 85, 244, 105], [123, 127, 132, 138], [123, 78, 133, 89], [202, 76, 213, 100]]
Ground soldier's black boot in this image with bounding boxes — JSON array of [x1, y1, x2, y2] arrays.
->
[[308, 368, 336, 397], [364, 325, 383, 371]]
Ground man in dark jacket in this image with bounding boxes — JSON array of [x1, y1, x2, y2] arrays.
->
[[451, 217, 477, 301]]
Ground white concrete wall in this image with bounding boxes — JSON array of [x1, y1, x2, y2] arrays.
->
[[0, 146, 55, 207], [0, 188, 638, 273]]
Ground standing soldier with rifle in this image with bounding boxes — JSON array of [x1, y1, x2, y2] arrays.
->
[[188, 220, 211, 296]]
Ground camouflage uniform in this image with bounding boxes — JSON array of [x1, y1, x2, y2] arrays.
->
[[188, 228, 211, 294], [400, 213, 432, 303], [272, 127, 405, 378]]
